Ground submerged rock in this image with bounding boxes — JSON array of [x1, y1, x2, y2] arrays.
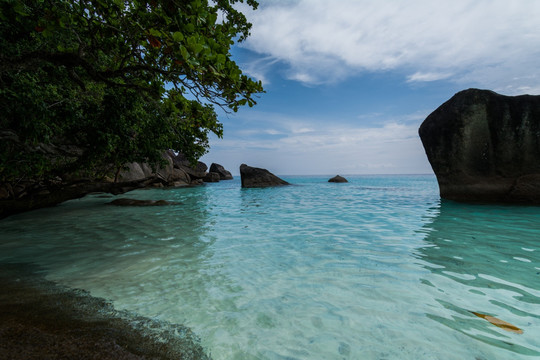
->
[[209, 163, 233, 180], [328, 175, 348, 183], [108, 198, 179, 206], [239, 164, 289, 188], [419, 88, 540, 204]]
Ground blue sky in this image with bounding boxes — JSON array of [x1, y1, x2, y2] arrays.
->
[[201, 0, 540, 175]]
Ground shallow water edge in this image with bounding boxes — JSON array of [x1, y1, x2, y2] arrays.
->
[[0, 263, 212, 360]]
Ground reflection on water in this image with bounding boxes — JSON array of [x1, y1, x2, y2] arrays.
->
[[417, 200, 540, 357]]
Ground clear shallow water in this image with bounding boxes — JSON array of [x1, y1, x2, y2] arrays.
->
[[0, 175, 539, 359]]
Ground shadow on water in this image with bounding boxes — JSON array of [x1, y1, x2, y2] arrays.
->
[[416, 200, 540, 357]]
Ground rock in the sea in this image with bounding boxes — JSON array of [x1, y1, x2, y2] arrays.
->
[[109, 198, 179, 206], [328, 175, 348, 183], [209, 163, 233, 180], [419, 88, 540, 204], [239, 164, 289, 188], [203, 172, 220, 183]]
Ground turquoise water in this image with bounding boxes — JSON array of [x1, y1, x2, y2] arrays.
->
[[0, 175, 539, 359]]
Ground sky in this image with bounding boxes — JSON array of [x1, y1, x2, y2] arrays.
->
[[201, 0, 540, 176]]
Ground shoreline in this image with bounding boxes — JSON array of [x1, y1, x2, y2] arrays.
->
[[0, 264, 211, 360]]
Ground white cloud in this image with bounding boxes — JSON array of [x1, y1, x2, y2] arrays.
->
[[202, 111, 432, 175], [240, 56, 279, 84], [407, 72, 453, 83], [238, 0, 540, 93]]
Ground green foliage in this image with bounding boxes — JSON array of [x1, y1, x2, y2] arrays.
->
[[0, 0, 263, 182]]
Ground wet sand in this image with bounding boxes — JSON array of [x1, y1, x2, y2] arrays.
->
[[0, 264, 211, 360]]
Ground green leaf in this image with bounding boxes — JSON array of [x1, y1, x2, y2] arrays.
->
[[172, 31, 184, 42], [149, 28, 161, 37], [192, 43, 203, 55], [180, 46, 189, 60]]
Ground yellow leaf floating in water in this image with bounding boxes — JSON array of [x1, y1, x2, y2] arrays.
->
[[471, 311, 523, 334]]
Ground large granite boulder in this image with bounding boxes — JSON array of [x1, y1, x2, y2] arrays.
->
[[419, 88, 540, 204], [116, 151, 190, 187], [239, 164, 289, 188], [116, 162, 148, 182], [167, 150, 208, 180], [209, 163, 233, 180], [328, 175, 348, 183]]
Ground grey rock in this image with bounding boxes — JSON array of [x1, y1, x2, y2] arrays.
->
[[168, 168, 191, 184], [191, 178, 204, 185], [239, 164, 289, 188], [209, 163, 233, 180], [155, 152, 174, 180], [116, 151, 190, 186], [116, 162, 146, 182], [328, 175, 348, 183], [203, 172, 220, 183], [419, 88, 540, 204], [168, 151, 208, 179]]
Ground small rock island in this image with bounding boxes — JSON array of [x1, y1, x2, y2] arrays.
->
[[328, 175, 348, 183], [419, 88, 540, 204]]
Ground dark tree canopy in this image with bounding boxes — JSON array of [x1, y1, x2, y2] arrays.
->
[[0, 0, 263, 183]]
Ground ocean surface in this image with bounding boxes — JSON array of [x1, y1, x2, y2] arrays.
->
[[0, 175, 539, 359]]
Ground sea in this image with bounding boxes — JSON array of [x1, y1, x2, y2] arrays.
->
[[0, 175, 539, 359]]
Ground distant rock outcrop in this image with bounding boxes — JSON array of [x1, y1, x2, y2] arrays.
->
[[209, 163, 233, 180], [239, 164, 289, 188], [328, 175, 348, 183], [419, 88, 540, 204]]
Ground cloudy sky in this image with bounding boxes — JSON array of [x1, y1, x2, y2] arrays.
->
[[201, 0, 540, 175]]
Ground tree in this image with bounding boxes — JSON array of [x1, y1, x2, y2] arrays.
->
[[0, 0, 263, 184]]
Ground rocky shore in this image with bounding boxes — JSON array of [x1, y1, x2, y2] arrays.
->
[[0, 151, 233, 219], [0, 264, 211, 360]]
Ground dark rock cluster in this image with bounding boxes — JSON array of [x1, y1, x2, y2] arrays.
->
[[117, 151, 233, 187]]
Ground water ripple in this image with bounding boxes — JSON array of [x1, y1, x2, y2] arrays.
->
[[1, 175, 539, 359]]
